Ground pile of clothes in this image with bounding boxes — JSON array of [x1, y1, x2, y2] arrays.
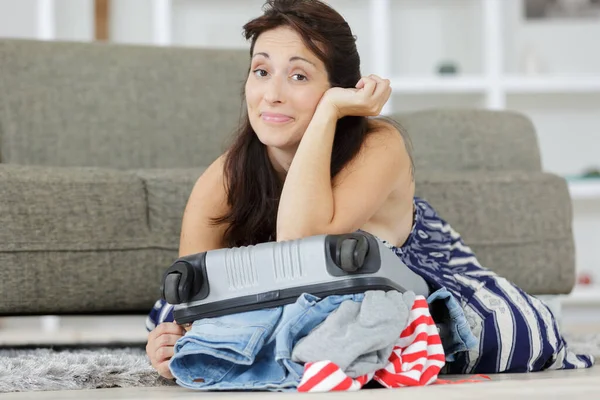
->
[[169, 290, 467, 392]]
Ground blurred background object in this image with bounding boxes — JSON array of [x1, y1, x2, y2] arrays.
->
[[94, 0, 109, 41], [524, 0, 600, 20]]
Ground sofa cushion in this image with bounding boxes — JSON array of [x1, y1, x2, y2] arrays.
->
[[415, 170, 575, 294], [0, 39, 248, 169], [0, 165, 151, 251], [132, 168, 207, 248]]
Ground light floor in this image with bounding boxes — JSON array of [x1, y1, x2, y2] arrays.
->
[[1, 303, 599, 399], [1, 367, 598, 400]]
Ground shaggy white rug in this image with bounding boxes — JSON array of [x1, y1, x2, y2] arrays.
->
[[0, 345, 175, 393], [1, 334, 598, 393]]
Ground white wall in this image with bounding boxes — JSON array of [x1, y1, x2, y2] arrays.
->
[[54, 0, 94, 41], [0, 0, 94, 40], [172, 0, 265, 48], [0, 0, 38, 38], [109, 0, 153, 45]]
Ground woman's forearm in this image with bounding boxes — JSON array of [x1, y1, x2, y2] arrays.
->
[[276, 104, 338, 241]]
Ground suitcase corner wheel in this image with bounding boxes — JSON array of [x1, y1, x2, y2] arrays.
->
[[161, 256, 207, 305], [335, 232, 370, 272]]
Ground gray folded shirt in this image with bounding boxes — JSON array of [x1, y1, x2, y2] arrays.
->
[[291, 290, 416, 378]]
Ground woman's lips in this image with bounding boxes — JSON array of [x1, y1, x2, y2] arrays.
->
[[261, 112, 293, 123]]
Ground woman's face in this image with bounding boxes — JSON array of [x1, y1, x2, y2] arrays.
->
[[245, 26, 331, 151]]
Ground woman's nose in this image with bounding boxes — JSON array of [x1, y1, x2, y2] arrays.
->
[[264, 76, 285, 104]]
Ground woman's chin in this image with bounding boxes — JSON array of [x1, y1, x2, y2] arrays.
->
[[255, 133, 298, 150]]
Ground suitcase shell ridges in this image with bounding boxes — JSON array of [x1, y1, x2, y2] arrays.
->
[[224, 247, 258, 290], [272, 239, 304, 282]]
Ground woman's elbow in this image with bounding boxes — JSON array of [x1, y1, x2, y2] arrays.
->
[[276, 223, 322, 242], [275, 229, 311, 243], [276, 223, 349, 242]]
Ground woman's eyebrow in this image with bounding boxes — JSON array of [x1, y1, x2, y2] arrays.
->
[[252, 52, 315, 67], [289, 56, 315, 67]]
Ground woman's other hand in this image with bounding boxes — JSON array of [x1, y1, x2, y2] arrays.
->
[[320, 74, 391, 119], [146, 322, 186, 380]]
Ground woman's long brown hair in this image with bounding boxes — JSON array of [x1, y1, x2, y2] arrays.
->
[[211, 0, 409, 247]]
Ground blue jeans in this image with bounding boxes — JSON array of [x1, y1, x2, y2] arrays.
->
[[427, 287, 479, 362], [169, 293, 365, 391]]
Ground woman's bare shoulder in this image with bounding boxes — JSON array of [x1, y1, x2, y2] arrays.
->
[[366, 117, 414, 173], [195, 152, 228, 187], [183, 152, 231, 227], [333, 117, 413, 186], [367, 117, 405, 140], [179, 153, 230, 255], [361, 118, 410, 157]]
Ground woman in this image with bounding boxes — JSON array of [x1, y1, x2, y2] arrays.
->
[[146, 0, 593, 381]]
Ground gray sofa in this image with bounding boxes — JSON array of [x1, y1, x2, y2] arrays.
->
[[0, 38, 575, 317]]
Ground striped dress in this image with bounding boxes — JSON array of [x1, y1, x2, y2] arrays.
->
[[379, 197, 594, 373], [147, 196, 595, 374]]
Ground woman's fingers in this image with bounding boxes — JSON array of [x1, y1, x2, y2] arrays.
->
[[378, 80, 392, 104], [155, 343, 175, 362], [154, 345, 177, 380], [157, 333, 184, 350], [157, 361, 175, 380], [363, 75, 390, 114], [148, 332, 183, 359], [361, 76, 377, 96], [350, 74, 392, 115], [147, 322, 185, 358], [150, 322, 185, 340], [146, 322, 187, 380], [369, 75, 390, 96]]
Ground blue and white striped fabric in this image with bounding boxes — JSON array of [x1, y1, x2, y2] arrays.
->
[[147, 196, 595, 374], [146, 299, 174, 332], [380, 197, 594, 373]]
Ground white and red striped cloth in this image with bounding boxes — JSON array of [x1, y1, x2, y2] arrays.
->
[[297, 295, 446, 392]]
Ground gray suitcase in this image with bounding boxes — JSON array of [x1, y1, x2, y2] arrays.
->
[[161, 231, 429, 324]]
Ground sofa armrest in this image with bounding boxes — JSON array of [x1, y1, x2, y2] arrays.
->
[[415, 170, 575, 295], [393, 109, 543, 173]]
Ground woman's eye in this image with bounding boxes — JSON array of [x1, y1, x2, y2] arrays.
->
[[292, 74, 307, 81], [253, 69, 268, 77]]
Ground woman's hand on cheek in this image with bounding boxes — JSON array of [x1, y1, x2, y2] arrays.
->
[[319, 75, 392, 119]]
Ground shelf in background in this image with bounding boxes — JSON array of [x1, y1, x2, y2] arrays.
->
[[390, 75, 600, 95], [568, 179, 600, 200], [390, 76, 488, 93], [503, 76, 600, 94]]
